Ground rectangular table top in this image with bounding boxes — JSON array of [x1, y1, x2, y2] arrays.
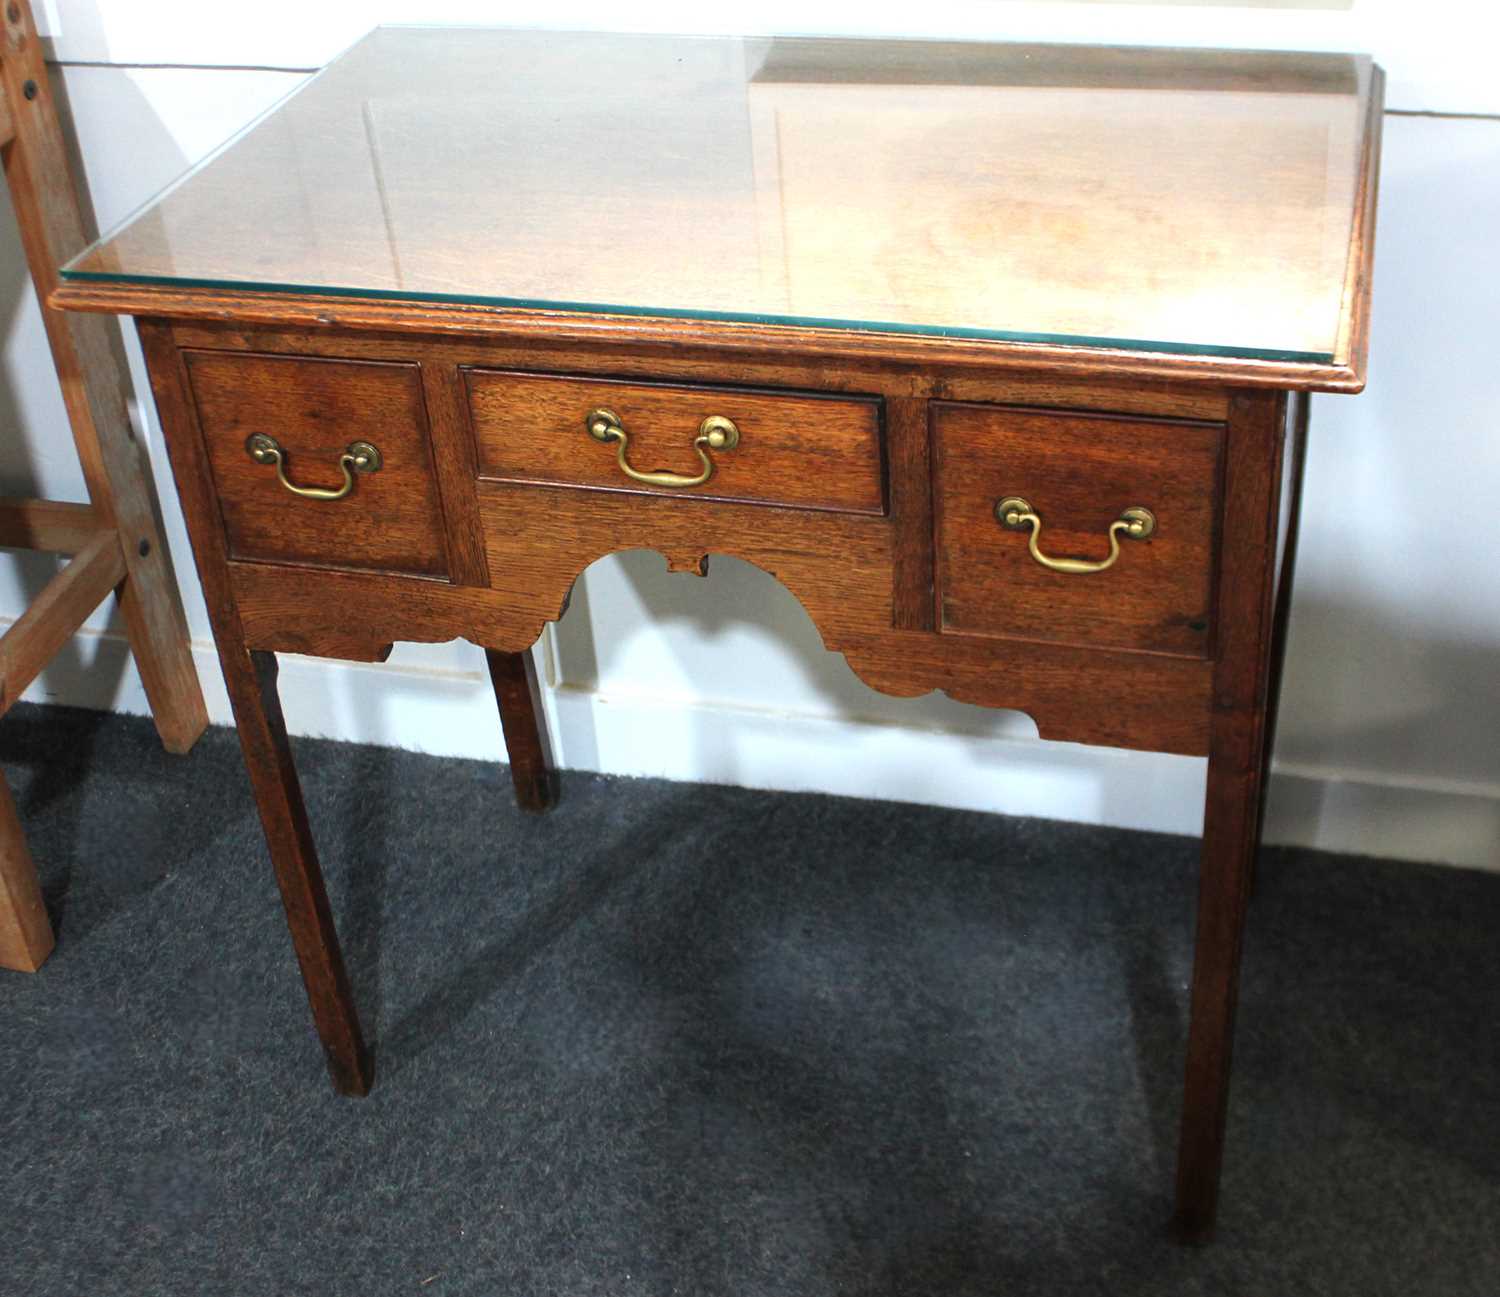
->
[[61, 29, 1380, 376]]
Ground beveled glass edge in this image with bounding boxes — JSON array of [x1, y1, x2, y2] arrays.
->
[[1329, 57, 1380, 372], [59, 28, 383, 277], [55, 269, 1336, 365]]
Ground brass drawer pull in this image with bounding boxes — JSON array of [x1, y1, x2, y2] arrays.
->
[[245, 433, 383, 501], [995, 495, 1156, 574], [586, 407, 739, 488]]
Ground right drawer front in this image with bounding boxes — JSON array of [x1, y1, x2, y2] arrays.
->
[[933, 402, 1224, 658]]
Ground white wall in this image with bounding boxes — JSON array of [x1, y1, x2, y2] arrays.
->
[[3, 1, 1497, 869]]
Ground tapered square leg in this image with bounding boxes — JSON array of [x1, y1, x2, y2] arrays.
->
[[1174, 391, 1288, 1241], [485, 647, 559, 813], [1176, 745, 1267, 1241], [138, 323, 369, 1094], [225, 647, 371, 1095]]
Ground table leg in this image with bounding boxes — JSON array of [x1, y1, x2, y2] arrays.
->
[[1174, 391, 1287, 1241], [485, 647, 559, 813], [1176, 734, 1269, 1240], [1256, 392, 1310, 854], [137, 323, 371, 1093], [224, 646, 372, 1095]]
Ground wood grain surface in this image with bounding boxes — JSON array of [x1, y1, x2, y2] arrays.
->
[[840, 630, 1213, 754], [485, 648, 559, 813], [0, 771, 53, 972], [886, 395, 935, 631], [1175, 390, 1287, 1242], [479, 479, 895, 643], [164, 321, 1237, 416], [466, 369, 885, 515], [0, 531, 125, 716], [225, 562, 1214, 759], [0, 498, 105, 553], [419, 363, 491, 586], [184, 350, 450, 578], [934, 403, 1223, 657], [57, 280, 1373, 394]]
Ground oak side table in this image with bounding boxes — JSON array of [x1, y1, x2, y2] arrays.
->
[[53, 29, 1383, 1240]]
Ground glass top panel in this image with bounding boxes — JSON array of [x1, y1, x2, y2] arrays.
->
[[64, 28, 1372, 362]]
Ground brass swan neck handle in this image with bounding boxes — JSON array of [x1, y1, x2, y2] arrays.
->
[[995, 496, 1156, 574], [245, 433, 382, 501], [586, 407, 739, 489]]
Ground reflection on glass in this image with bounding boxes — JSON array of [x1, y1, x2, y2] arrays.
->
[[64, 29, 1371, 361]]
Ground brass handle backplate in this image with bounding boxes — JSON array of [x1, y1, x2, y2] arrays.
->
[[586, 407, 739, 488], [995, 495, 1156, 574], [245, 433, 382, 501]]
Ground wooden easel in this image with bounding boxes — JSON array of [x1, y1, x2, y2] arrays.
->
[[0, 0, 207, 972]]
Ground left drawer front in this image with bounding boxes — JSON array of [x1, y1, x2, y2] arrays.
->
[[185, 351, 449, 578]]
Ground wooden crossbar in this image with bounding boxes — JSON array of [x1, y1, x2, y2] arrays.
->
[[0, 530, 126, 717], [0, 497, 108, 553], [0, 531, 126, 971]]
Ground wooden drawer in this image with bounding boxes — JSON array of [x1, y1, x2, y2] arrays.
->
[[464, 370, 885, 515], [933, 402, 1223, 657], [185, 351, 449, 578]]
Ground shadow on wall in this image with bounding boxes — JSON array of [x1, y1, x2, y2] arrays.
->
[[1276, 598, 1500, 787], [550, 548, 1208, 834], [1266, 594, 1500, 861], [555, 547, 1044, 731], [550, 549, 1500, 864]]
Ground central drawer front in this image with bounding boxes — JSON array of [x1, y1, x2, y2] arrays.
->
[[464, 370, 885, 515]]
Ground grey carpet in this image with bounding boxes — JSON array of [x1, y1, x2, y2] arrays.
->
[[1, 702, 1496, 1297]]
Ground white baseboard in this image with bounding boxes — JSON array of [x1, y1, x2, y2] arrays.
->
[[12, 621, 1499, 873], [547, 681, 1214, 834], [1260, 763, 1500, 872]]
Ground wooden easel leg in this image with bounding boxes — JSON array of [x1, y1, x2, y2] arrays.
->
[[110, 507, 208, 756], [1173, 391, 1288, 1242], [225, 646, 371, 1094], [0, 769, 54, 973], [0, 0, 208, 757], [484, 647, 559, 813]]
